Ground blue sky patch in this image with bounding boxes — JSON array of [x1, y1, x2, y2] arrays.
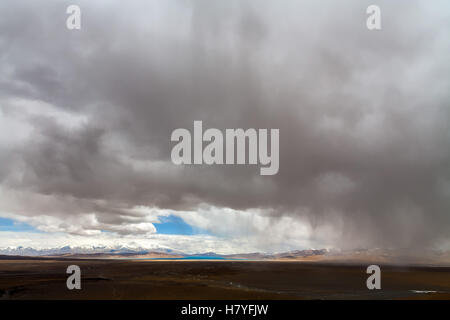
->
[[154, 215, 207, 235], [0, 215, 207, 236], [0, 217, 38, 232]]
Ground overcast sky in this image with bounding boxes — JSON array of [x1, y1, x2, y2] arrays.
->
[[0, 0, 449, 254]]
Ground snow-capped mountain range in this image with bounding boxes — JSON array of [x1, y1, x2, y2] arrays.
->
[[0, 245, 180, 256]]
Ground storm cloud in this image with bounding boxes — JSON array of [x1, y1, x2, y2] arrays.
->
[[0, 0, 449, 251]]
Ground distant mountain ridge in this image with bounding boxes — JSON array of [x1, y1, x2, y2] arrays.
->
[[0, 245, 181, 257], [1, 246, 449, 265], [0, 245, 329, 259]]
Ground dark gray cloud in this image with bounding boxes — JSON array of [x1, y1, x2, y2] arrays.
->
[[0, 0, 449, 250]]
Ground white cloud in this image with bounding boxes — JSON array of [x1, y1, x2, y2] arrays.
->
[[0, 204, 331, 253], [0, 230, 314, 254]]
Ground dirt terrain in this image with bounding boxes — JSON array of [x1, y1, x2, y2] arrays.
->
[[0, 258, 449, 299]]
